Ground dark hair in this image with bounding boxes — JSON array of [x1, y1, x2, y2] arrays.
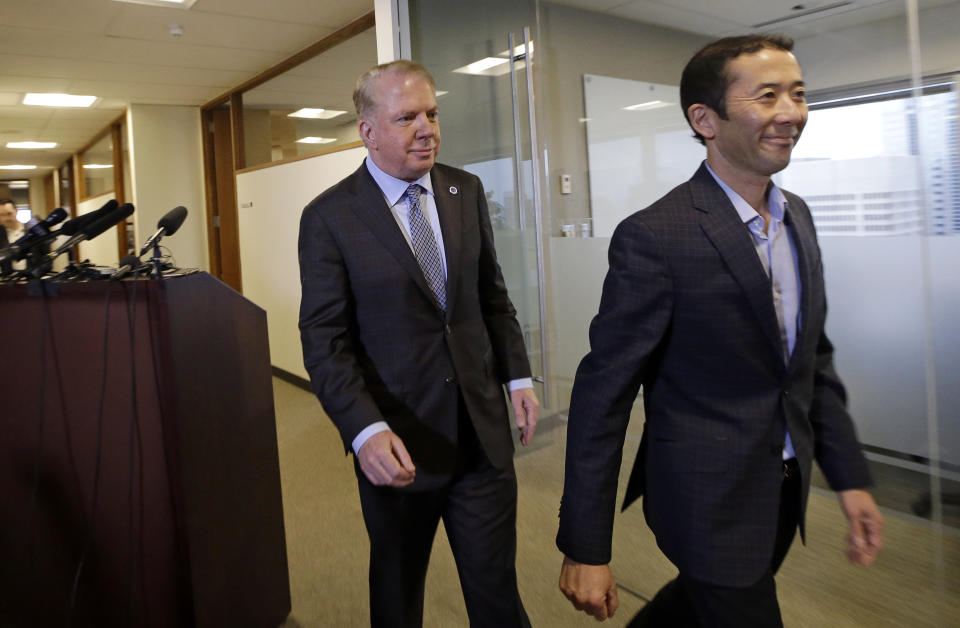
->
[[353, 60, 436, 120], [680, 34, 795, 144], [0, 198, 14, 207]]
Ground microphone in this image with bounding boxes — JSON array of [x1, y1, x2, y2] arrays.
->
[[50, 202, 135, 258], [0, 207, 68, 264], [139, 206, 187, 256], [112, 254, 143, 281], [58, 198, 119, 236]]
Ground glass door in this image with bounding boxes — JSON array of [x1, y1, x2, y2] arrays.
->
[[408, 0, 549, 408]]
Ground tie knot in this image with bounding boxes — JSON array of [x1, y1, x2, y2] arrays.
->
[[405, 184, 422, 204]]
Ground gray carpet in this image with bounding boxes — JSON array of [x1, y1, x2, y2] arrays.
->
[[272, 377, 960, 627]]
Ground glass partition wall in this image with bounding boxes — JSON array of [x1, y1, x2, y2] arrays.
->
[[241, 28, 377, 169], [409, 1, 958, 625]]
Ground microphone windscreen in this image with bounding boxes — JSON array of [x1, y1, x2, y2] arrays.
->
[[84, 203, 134, 241], [43, 207, 68, 227], [158, 206, 188, 236], [60, 198, 119, 235]]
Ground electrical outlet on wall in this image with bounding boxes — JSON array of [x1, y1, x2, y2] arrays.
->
[[560, 173, 572, 195]]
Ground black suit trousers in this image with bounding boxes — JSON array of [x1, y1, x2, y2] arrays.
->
[[355, 398, 530, 628], [629, 460, 801, 628]]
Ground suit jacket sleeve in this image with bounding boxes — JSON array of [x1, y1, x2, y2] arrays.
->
[[298, 200, 384, 454], [556, 216, 672, 565], [474, 182, 531, 382]]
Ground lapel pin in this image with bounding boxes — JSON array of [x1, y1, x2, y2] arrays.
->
[[449, 186, 458, 195]]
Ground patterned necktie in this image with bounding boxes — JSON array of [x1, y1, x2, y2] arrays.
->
[[405, 184, 446, 311]]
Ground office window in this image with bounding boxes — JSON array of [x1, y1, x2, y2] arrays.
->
[[778, 79, 960, 236]]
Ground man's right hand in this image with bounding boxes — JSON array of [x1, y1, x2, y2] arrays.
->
[[558, 556, 619, 621], [357, 430, 416, 487]]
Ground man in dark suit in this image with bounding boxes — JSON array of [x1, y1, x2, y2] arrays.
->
[[298, 60, 539, 627], [556, 35, 884, 626]]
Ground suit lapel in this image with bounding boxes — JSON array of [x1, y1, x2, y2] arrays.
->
[[347, 165, 442, 312], [431, 167, 461, 320], [691, 164, 783, 360]]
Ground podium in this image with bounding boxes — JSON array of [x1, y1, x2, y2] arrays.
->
[[0, 274, 290, 627]]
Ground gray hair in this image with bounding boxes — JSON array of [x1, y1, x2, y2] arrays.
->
[[353, 60, 436, 120]]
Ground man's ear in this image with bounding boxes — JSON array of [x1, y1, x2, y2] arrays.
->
[[688, 104, 717, 141], [358, 118, 376, 150]]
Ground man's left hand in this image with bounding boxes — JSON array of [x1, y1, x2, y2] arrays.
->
[[510, 387, 539, 446], [838, 489, 884, 565]]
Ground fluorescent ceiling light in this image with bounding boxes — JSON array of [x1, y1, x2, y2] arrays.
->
[[623, 100, 672, 111], [6, 180, 29, 189], [24, 93, 97, 108], [111, 0, 197, 8], [498, 42, 534, 58], [435, 90, 449, 97], [453, 57, 516, 77], [83, 164, 113, 169], [455, 41, 534, 78], [0, 165, 37, 170], [288, 108, 347, 120], [296, 137, 337, 144], [7, 141, 58, 149]]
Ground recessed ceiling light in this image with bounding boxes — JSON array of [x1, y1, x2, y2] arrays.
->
[[24, 93, 98, 108], [435, 90, 449, 97], [623, 100, 671, 111], [8, 181, 29, 189], [497, 42, 534, 59], [296, 137, 337, 144], [111, 0, 197, 8], [7, 141, 58, 149], [453, 57, 513, 77], [0, 165, 37, 170], [289, 108, 347, 120], [83, 164, 114, 169]]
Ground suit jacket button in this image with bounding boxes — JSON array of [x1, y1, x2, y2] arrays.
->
[[444, 376, 456, 385]]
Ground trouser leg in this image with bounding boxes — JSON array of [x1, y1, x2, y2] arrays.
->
[[356, 471, 444, 628], [442, 417, 529, 628]]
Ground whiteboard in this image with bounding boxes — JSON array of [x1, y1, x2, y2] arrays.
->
[[583, 74, 704, 237]]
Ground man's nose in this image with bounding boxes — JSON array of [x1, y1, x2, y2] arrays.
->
[[414, 113, 435, 135], [775, 96, 806, 125]]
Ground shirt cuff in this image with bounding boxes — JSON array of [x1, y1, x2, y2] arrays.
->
[[352, 421, 390, 454], [508, 378, 533, 391]]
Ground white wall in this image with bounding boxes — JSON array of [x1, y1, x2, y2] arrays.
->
[[235, 145, 367, 378], [126, 104, 207, 271], [75, 192, 118, 266], [796, 2, 960, 91]]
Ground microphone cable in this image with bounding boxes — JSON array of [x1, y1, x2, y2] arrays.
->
[[66, 284, 113, 625], [121, 270, 148, 625], [28, 283, 89, 553]]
